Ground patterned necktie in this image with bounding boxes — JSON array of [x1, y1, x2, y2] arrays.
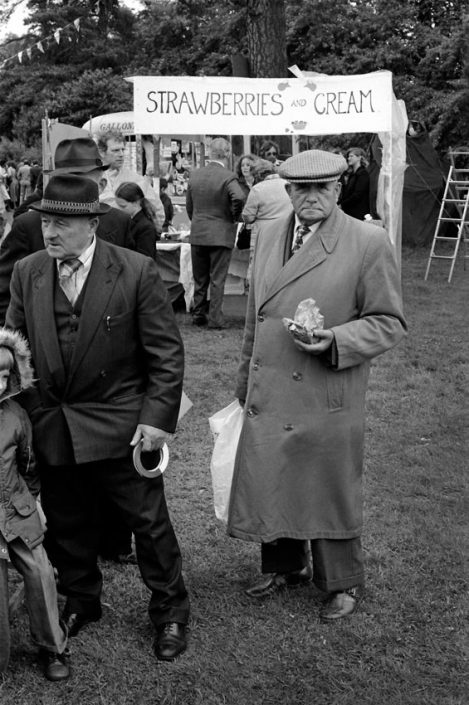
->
[[58, 258, 82, 305], [291, 224, 310, 254]]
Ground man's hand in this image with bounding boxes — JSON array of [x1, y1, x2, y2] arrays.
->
[[292, 328, 334, 355], [130, 424, 172, 452]]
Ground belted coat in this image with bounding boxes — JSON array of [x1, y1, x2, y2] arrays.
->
[[228, 207, 406, 543]]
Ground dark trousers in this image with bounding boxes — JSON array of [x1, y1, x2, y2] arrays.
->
[[191, 245, 232, 327], [261, 537, 364, 593], [40, 456, 190, 627]]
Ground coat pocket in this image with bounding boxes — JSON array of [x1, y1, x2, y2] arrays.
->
[[11, 495, 36, 517], [325, 368, 345, 411]]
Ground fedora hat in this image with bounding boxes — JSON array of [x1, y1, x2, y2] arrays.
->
[[31, 174, 110, 216], [49, 138, 110, 175]]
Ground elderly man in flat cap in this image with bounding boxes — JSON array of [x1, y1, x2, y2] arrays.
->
[[228, 149, 406, 619], [6, 174, 190, 660]]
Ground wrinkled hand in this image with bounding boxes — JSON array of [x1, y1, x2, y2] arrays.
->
[[293, 328, 334, 355], [130, 424, 172, 452]]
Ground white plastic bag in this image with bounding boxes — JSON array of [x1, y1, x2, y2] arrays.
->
[[208, 400, 244, 524]]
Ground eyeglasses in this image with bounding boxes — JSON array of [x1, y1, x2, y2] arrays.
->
[[266, 150, 278, 156]]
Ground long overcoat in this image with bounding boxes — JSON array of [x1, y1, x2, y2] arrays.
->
[[228, 207, 406, 543]]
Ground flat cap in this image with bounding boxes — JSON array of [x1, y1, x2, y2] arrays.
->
[[279, 149, 347, 183]]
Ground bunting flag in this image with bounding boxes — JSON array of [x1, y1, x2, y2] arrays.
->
[[0, 16, 83, 70]]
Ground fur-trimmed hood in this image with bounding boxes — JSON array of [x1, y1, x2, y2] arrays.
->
[[0, 327, 35, 401]]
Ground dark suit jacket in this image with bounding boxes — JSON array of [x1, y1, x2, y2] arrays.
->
[[6, 238, 184, 467], [186, 162, 245, 248], [131, 209, 158, 259], [339, 166, 371, 220], [0, 207, 134, 324]]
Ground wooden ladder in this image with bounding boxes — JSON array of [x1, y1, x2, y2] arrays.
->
[[424, 149, 469, 283]]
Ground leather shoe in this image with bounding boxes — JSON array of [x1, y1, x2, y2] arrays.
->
[[40, 649, 70, 682], [321, 587, 358, 620], [192, 316, 207, 326], [245, 566, 313, 598], [62, 607, 101, 637], [153, 622, 187, 661]]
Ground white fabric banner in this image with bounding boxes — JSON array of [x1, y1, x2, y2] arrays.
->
[[130, 72, 393, 136]]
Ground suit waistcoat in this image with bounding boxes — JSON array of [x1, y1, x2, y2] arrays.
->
[[54, 275, 87, 377]]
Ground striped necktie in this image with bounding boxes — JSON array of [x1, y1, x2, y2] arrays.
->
[[291, 224, 310, 254], [58, 258, 82, 305]]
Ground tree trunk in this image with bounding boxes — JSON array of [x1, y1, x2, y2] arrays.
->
[[247, 0, 287, 78]]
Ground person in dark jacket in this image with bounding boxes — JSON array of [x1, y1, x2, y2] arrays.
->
[[0, 138, 134, 326], [0, 328, 70, 681], [159, 178, 174, 232], [0, 138, 135, 564], [186, 137, 246, 328], [115, 181, 159, 258], [339, 147, 371, 220]]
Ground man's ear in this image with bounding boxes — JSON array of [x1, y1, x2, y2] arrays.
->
[[334, 181, 342, 201]]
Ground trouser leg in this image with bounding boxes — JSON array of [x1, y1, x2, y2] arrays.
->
[[40, 464, 102, 617], [191, 245, 210, 319], [261, 538, 309, 574], [260, 537, 364, 592], [0, 559, 10, 672], [100, 456, 190, 628], [207, 247, 232, 327], [97, 491, 132, 559], [311, 538, 364, 593], [8, 540, 67, 653]]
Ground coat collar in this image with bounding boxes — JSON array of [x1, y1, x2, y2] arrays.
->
[[30, 238, 122, 391], [258, 207, 343, 308]]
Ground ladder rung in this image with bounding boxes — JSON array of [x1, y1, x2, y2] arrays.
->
[[439, 218, 469, 223], [429, 255, 458, 260]]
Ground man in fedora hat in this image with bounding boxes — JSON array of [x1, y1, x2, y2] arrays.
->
[[228, 149, 406, 619], [6, 174, 190, 661], [0, 138, 135, 325], [0, 137, 138, 564]]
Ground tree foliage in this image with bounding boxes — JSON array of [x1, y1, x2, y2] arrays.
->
[[0, 0, 466, 154]]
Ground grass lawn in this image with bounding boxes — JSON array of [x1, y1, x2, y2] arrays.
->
[[1, 246, 467, 704]]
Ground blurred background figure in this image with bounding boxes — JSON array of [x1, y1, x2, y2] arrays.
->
[[242, 159, 293, 278], [159, 178, 174, 233], [339, 147, 370, 220], [6, 162, 19, 209], [115, 181, 159, 259], [258, 140, 282, 166], [97, 129, 165, 232], [17, 159, 31, 204], [235, 153, 257, 198]]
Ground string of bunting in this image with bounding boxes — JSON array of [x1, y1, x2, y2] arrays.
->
[[0, 17, 82, 69]]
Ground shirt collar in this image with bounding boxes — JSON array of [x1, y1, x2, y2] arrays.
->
[[56, 236, 96, 269]]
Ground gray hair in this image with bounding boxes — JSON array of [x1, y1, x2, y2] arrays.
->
[[209, 138, 231, 160]]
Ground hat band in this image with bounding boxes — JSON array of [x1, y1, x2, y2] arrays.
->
[[55, 158, 104, 169], [41, 198, 101, 214]]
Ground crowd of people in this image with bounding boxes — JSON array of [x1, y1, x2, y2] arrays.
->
[[0, 134, 404, 685]]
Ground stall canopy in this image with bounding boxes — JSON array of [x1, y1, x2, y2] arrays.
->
[[128, 70, 406, 252]]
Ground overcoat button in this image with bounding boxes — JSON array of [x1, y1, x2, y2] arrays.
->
[[253, 363, 259, 371], [292, 372, 302, 381], [247, 408, 257, 417], [284, 424, 294, 431], [257, 314, 264, 322], [100, 370, 106, 377]]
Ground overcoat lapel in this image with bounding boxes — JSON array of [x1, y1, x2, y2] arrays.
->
[[31, 255, 66, 390], [65, 240, 121, 389], [259, 208, 342, 308]]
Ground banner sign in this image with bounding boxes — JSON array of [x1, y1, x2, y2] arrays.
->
[[130, 72, 393, 136]]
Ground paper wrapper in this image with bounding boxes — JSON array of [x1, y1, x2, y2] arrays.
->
[[282, 298, 324, 344]]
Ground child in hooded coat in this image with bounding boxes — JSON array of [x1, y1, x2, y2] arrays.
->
[[0, 327, 70, 681]]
